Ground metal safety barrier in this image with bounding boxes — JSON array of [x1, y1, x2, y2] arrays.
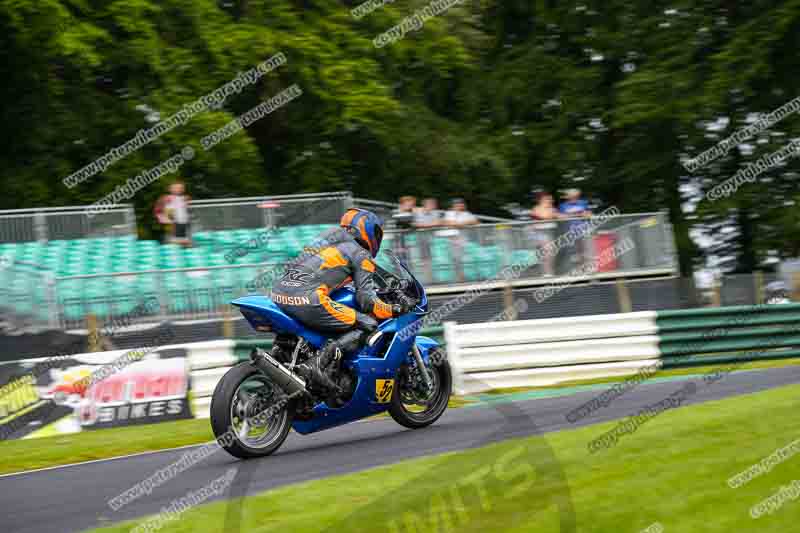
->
[[0, 204, 135, 243], [445, 303, 800, 394]]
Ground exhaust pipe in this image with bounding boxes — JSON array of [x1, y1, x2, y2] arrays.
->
[[250, 348, 308, 396]]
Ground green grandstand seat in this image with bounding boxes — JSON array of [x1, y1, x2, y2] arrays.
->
[[136, 243, 160, 254], [231, 229, 252, 241], [134, 259, 159, 272], [463, 259, 481, 281], [216, 231, 238, 247], [86, 263, 113, 275], [298, 227, 318, 241], [237, 266, 262, 292], [136, 273, 159, 298], [185, 248, 210, 267], [114, 235, 136, 245], [265, 236, 289, 254], [56, 278, 85, 321], [111, 274, 139, 316], [432, 260, 456, 284], [191, 231, 215, 247], [212, 267, 240, 307], [207, 253, 228, 266], [46, 240, 71, 252], [478, 246, 501, 278], [185, 271, 214, 311], [159, 257, 182, 269], [112, 258, 135, 273], [511, 249, 537, 269], [160, 272, 189, 313], [83, 278, 111, 317]]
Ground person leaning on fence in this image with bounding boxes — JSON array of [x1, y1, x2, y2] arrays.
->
[[443, 198, 479, 282], [530, 192, 561, 277], [558, 188, 592, 267], [412, 198, 442, 283], [391, 195, 417, 265]]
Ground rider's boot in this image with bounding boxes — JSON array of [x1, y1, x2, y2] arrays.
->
[[317, 313, 378, 382]]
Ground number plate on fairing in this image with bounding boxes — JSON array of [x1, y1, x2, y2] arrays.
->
[[375, 379, 395, 403]]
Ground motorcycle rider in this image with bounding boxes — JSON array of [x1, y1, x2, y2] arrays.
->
[[270, 208, 415, 389]]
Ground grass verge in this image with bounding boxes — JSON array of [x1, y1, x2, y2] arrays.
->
[[91, 382, 800, 533]]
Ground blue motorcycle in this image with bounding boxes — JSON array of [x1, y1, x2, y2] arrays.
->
[[210, 251, 451, 458]]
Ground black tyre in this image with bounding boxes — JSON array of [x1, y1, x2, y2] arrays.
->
[[210, 362, 294, 459], [389, 355, 452, 429]]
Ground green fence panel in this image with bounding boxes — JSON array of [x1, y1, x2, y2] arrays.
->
[[656, 303, 800, 332], [660, 348, 800, 369]]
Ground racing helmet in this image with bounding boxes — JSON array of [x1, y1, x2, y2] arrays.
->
[[340, 208, 384, 257]]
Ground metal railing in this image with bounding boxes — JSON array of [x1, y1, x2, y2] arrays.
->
[[0, 205, 136, 244], [386, 211, 677, 286], [353, 197, 513, 225], [51, 263, 279, 329], [0, 210, 678, 329], [188, 192, 513, 234], [0, 260, 58, 329], [188, 192, 354, 233]]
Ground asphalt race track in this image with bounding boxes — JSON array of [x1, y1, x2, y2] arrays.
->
[[3, 366, 800, 533]]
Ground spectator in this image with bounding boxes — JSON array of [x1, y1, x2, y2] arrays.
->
[[444, 198, 479, 227], [559, 188, 591, 218], [530, 192, 560, 276], [444, 198, 479, 282], [154, 181, 192, 246], [559, 188, 592, 265], [413, 198, 441, 283], [414, 198, 442, 228], [391, 195, 417, 264], [393, 196, 417, 229]]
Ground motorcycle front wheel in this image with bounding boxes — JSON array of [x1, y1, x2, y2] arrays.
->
[[210, 362, 294, 459], [389, 353, 451, 429]]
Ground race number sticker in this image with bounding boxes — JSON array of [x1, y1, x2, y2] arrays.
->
[[375, 379, 395, 404]]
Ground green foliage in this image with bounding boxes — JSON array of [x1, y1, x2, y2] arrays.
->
[[1, 0, 799, 270]]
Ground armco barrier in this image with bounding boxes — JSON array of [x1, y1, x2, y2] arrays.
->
[[445, 303, 800, 394], [444, 313, 661, 395]]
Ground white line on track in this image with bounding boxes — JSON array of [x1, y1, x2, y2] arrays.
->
[[0, 441, 208, 479]]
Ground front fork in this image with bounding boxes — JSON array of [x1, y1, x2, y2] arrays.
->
[[410, 345, 433, 393]]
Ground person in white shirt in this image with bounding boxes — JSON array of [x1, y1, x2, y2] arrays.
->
[[443, 198, 478, 282], [444, 198, 479, 227], [412, 198, 442, 283], [414, 198, 442, 228]]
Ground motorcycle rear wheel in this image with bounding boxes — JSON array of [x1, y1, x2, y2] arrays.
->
[[210, 362, 294, 459]]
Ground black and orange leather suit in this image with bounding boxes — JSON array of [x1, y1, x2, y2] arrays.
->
[[270, 227, 399, 336]]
